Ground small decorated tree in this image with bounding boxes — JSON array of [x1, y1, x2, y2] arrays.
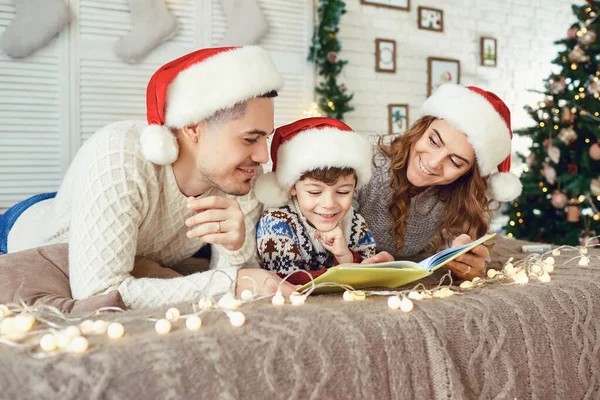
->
[[505, 1, 600, 245]]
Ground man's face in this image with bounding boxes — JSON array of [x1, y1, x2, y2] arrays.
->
[[195, 97, 275, 195]]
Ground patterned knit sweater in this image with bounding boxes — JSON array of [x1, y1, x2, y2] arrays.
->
[[256, 197, 376, 273], [353, 150, 446, 258], [9, 121, 262, 309]]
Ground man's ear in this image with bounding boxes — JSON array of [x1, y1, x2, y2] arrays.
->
[[290, 184, 297, 197], [180, 121, 208, 144]]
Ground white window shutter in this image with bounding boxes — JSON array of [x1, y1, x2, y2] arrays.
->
[[0, 0, 314, 212], [0, 0, 65, 211]]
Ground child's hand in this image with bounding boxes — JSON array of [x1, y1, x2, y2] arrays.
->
[[315, 226, 353, 264]]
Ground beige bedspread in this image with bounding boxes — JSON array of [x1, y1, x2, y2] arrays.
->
[[0, 236, 598, 399]]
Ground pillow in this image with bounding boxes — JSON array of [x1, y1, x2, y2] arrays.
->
[[0, 243, 125, 314]]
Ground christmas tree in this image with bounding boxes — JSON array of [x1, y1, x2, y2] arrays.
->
[[505, 1, 600, 246]]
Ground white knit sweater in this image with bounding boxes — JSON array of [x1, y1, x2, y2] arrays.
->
[[9, 121, 262, 309]]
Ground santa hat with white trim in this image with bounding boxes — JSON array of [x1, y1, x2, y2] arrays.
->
[[254, 117, 373, 207], [420, 83, 522, 202], [140, 46, 284, 165]]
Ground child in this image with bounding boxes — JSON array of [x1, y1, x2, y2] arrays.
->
[[254, 117, 376, 284]]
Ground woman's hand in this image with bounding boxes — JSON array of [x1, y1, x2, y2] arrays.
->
[[446, 234, 489, 280], [315, 226, 353, 264]]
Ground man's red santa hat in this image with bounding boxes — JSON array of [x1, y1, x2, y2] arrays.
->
[[254, 117, 373, 207], [421, 83, 522, 202], [141, 46, 284, 165]]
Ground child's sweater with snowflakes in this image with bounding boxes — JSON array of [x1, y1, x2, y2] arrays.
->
[[256, 197, 376, 273]]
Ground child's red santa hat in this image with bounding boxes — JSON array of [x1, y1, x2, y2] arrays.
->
[[255, 117, 373, 207], [420, 83, 522, 202], [141, 46, 284, 165]]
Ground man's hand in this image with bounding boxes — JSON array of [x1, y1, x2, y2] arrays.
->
[[236, 269, 299, 297], [185, 196, 245, 251], [361, 251, 394, 264], [446, 234, 489, 280], [315, 226, 353, 264]]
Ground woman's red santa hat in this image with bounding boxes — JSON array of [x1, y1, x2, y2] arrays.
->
[[420, 83, 523, 202], [141, 46, 284, 165], [255, 117, 373, 207]]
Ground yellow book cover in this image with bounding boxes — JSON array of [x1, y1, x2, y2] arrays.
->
[[297, 233, 496, 293]]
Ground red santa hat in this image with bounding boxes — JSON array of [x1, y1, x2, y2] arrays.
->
[[420, 83, 522, 202], [141, 46, 284, 165], [254, 117, 373, 207]]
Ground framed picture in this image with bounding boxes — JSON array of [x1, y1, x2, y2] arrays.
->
[[427, 57, 460, 96], [480, 37, 497, 67], [388, 104, 409, 135], [360, 0, 409, 11], [418, 6, 443, 32], [375, 39, 396, 73]]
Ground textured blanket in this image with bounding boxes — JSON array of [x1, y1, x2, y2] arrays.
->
[[0, 236, 599, 399]]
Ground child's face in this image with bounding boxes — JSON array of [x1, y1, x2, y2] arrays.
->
[[291, 174, 356, 232]]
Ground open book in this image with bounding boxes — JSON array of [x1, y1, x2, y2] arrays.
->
[[297, 233, 496, 293]]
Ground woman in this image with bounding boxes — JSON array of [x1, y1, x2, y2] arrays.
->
[[357, 84, 522, 280]]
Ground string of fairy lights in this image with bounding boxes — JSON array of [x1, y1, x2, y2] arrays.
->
[[1, 238, 599, 358]]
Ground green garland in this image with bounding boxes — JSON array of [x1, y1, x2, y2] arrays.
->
[[308, 0, 354, 121]]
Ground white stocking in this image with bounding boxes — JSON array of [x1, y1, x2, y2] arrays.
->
[[219, 0, 269, 46], [115, 0, 177, 64], [0, 0, 71, 59]]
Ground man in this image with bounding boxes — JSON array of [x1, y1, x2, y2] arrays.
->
[[0, 46, 296, 308]]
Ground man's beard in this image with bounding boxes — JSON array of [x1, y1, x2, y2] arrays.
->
[[198, 162, 258, 196]]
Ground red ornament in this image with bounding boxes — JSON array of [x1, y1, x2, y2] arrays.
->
[[567, 164, 579, 174], [327, 52, 337, 63]]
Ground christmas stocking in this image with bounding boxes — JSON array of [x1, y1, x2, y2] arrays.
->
[[219, 0, 269, 46], [115, 0, 177, 64], [0, 0, 71, 59]]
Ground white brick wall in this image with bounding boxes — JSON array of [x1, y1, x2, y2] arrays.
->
[[336, 0, 575, 156]]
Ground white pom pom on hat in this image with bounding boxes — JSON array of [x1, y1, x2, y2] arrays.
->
[[140, 46, 284, 165], [421, 83, 523, 202]]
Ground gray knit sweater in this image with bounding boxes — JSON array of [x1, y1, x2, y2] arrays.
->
[[353, 151, 445, 258]]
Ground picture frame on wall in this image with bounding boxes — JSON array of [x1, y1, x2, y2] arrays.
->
[[418, 6, 443, 32], [388, 104, 409, 135], [375, 39, 396, 73], [480, 37, 497, 67], [360, 0, 409, 11], [427, 57, 460, 96]]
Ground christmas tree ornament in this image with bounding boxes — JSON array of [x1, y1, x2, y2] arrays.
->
[[567, 200, 581, 223], [219, 0, 269, 46], [0, 0, 72, 59], [551, 76, 567, 93], [567, 163, 579, 174], [544, 98, 556, 108], [542, 163, 557, 184], [580, 29, 597, 45], [590, 178, 600, 196], [589, 143, 600, 160], [547, 145, 561, 164], [327, 52, 338, 63], [558, 127, 578, 145], [115, 0, 177, 64], [588, 79, 600, 95], [567, 24, 580, 39], [568, 46, 590, 63], [551, 190, 568, 208], [526, 152, 536, 167], [561, 106, 575, 124]]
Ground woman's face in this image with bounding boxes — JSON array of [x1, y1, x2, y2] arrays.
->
[[406, 119, 476, 187]]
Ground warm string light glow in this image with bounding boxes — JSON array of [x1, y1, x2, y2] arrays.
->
[[1, 238, 599, 358]]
